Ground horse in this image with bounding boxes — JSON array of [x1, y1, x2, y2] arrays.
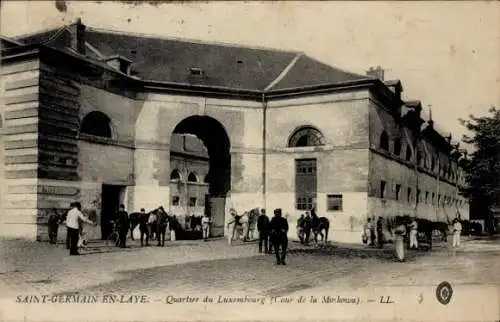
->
[[147, 207, 170, 246], [128, 212, 143, 241], [226, 208, 261, 245], [238, 208, 259, 241], [310, 208, 330, 244]]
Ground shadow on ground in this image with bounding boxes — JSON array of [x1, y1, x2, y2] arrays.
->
[[52, 244, 426, 297]]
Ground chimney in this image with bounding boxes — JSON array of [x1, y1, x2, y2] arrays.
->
[[69, 18, 86, 54], [366, 65, 385, 80], [427, 108, 434, 128]]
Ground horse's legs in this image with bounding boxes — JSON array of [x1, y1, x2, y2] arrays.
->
[[325, 224, 329, 243], [243, 223, 249, 241]]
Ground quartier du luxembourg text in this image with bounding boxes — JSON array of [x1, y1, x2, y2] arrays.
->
[[164, 295, 365, 305], [16, 294, 395, 305]]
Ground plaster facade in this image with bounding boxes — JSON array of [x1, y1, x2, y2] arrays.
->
[[0, 22, 469, 244]]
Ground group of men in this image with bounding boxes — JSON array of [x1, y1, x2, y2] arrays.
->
[[296, 212, 314, 245], [362, 217, 386, 248], [362, 215, 464, 251], [48, 201, 216, 256], [256, 208, 290, 265]]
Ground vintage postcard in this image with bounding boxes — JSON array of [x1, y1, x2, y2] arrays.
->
[[0, 1, 499, 321]]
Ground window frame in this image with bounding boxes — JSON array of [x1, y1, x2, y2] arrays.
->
[[327, 194, 343, 212]]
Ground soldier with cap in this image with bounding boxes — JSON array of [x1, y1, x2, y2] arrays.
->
[[257, 208, 270, 253], [116, 204, 130, 248], [269, 208, 289, 265]]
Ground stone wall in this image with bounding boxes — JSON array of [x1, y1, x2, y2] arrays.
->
[[368, 96, 469, 225], [1, 58, 41, 239], [265, 91, 371, 242]]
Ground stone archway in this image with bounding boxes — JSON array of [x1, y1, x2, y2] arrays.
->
[[169, 115, 231, 237]]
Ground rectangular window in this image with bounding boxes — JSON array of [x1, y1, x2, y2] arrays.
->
[[380, 180, 386, 199], [327, 194, 343, 211], [416, 189, 421, 204], [172, 196, 180, 206], [438, 194, 441, 206], [425, 191, 429, 204], [296, 197, 314, 210], [407, 187, 412, 203], [432, 193, 436, 205], [189, 197, 197, 207], [395, 184, 401, 201], [295, 159, 317, 210]]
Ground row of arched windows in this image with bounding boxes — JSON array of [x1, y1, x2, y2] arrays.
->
[[170, 169, 208, 184], [378, 130, 462, 182], [78, 111, 327, 150]]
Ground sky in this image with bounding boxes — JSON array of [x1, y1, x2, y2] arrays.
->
[[1, 1, 499, 151]]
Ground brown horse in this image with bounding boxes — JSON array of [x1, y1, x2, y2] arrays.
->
[[311, 208, 330, 244]]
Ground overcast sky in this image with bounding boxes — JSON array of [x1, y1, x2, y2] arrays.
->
[[1, 1, 499, 150]]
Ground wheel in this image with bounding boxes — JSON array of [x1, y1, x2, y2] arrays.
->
[[436, 281, 453, 305]]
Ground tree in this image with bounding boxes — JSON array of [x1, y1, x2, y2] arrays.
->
[[460, 107, 500, 234]]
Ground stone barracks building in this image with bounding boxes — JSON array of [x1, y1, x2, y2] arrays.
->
[[0, 20, 469, 242]]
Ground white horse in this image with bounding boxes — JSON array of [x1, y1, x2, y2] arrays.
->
[[227, 211, 250, 245]]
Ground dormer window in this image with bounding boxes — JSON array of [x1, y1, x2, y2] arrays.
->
[[102, 55, 132, 75], [189, 67, 204, 77]]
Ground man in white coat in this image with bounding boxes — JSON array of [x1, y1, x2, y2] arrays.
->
[[409, 217, 419, 249], [66, 202, 94, 256], [452, 218, 462, 248], [202, 213, 211, 241]]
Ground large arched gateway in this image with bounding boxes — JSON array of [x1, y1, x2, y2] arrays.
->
[[168, 116, 231, 237]]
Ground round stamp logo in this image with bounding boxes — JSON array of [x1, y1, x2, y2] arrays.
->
[[435, 281, 453, 305]]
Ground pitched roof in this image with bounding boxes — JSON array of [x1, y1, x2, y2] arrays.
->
[[14, 27, 65, 45], [12, 24, 370, 91]]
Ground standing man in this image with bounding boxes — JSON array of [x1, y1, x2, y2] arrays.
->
[[376, 216, 384, 248], [201, 213, 211, 241], [393, 216, 407, 262], [303, 212, 312, 245], [257, 209, 270, 253], [47, 208, 61, 245], [409, 217, 419, 249], [116, 204, 129, 248], [269, 208, 289, 265], [363, 218, 372, 246], [66, 202, 94, 256], [452, 218, 462, 248], [227, 208, 240, 245], [297, 214, 305, 244]]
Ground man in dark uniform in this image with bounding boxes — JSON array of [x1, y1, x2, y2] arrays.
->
[[269, 208, 289, 265], [297, 214, 305, 244], [257, 208, 270, 253], [116, 204, 129, 248], [303, 212, 313, 245], [376, 216, 384, 248], [47, 208, 61, 244]]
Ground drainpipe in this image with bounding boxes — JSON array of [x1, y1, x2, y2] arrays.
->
[[262, 93, 267, 212], [436, 156, 440, 222]]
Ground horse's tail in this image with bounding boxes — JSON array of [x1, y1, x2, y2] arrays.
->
[[324, 219, 330, 242]]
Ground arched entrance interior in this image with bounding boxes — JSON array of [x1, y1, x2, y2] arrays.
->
[[169, 116, 231, 238]]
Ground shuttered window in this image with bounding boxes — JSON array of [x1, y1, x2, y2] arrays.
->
[[295, 159, 317, 210], [327, 194, 343, 211]]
